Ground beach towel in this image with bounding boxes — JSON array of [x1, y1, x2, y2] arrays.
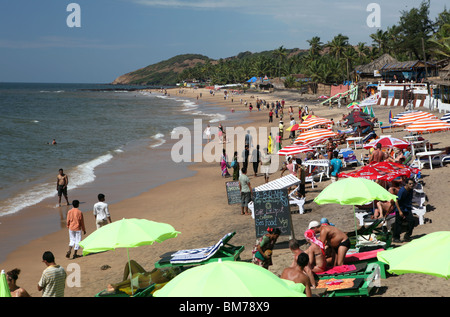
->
[[316, 265, 357, 276], [344, 249, 384, 263], [304, 229, 325, 256]]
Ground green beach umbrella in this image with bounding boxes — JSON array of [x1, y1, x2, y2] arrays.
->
[[153, 260, 306, 297], [0, 270, 11, 297], [79, 218, 180, 255], [377, 231, 450, 279], [314, 177, 398, 235], [79, 218, 180, 295]]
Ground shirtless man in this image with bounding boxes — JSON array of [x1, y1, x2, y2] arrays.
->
[[56, 169, 69, 206], [309, 220, 350, 266], [287, 239, 316, 288], [281, 253, 312, 297], [369, 143, 387, 163]]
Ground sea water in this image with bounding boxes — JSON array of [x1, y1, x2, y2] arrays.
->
[[0, 83, 231, 217]]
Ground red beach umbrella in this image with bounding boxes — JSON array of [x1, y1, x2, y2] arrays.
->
[[277, 145, 315, 156], [363, 136, 410, 150]]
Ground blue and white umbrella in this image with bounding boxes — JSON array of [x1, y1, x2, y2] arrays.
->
[[440, 113, 450, 123]]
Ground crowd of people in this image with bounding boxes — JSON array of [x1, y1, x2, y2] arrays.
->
[[4, 169, 114, 297]]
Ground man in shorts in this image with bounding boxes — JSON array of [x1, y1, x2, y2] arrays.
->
[[309, 220, 350, 266], [56, 169, 69, 206], [239, 168, 252, 215]]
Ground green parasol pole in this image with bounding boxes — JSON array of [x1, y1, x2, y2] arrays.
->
[[353, 205, 359, 241]]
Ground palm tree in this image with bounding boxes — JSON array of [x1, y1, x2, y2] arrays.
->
[[326, 34, 350, 60], [429, 23, 450, 58], [272, 46, 288, 78], [370, 29, 388, 53], [307, 36, 323, 56], [341, 46, 357, 81]]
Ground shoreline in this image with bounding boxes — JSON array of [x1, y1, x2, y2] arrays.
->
[[1, 88, 449, 297]]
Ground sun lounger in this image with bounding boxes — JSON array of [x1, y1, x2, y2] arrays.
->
[[344, 248, 388, 279], [441, 155, 450, 166], [288, 187, 305, 214], [154, 232, 244, 268], [94, 282, 159, 298], [316, 263, 381, 297], [342, 150, 360, 167], [317, 262, 381, 280]]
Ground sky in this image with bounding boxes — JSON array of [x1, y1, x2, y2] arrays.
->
[[0, 0, 448, 83]]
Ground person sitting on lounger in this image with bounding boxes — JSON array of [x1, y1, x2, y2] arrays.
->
[[106, 260, 180, 294], [309, 220, 350, 266], [281, 253, 312, 297], [373, 200, 395, 219], [287, 239, 316, 288]]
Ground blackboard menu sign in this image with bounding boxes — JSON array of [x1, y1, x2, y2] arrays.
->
[[225, 181, 241, 205], [253, 189, 292, 238]]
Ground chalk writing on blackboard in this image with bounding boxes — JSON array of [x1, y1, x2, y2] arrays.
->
[[225, 181, 241, 205], [253, 189, 292, 238]]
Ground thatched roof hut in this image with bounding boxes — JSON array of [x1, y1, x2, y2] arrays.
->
[[440, 63, 450, 80], [355, 54, 399, 76]]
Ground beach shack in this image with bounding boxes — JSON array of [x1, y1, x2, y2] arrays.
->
[[380, 60, 438, 82], [355, 54, 399, 83], [429, 63, 450, 113]]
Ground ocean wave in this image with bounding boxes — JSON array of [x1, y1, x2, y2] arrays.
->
[[150, 133, 166, 148], [0, 153, 113, 217]]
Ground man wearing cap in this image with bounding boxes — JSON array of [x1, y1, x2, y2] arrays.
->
[[309, 220, 350, 266]]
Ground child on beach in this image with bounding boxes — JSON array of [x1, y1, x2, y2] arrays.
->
[[93, 193, 112, 229]]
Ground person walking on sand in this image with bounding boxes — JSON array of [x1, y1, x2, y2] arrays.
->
[[204, 124, 211, 143], [66, 200, 86, 259], [38, 251, 66, 297], [238, 168, 252, 215], [56, 168, 69, 206], [93, 193, 112, 229]]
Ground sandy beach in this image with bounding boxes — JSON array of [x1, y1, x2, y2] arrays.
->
[[1, 87, 449, 298]]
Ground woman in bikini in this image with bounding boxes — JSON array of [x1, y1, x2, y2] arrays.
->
[[304, 229, 327, 273]]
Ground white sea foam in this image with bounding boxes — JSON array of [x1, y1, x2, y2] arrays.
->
[[150, 133, 166, 148], [0, 153, 113, 217]]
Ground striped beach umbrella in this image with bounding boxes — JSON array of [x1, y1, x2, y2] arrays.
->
[[294, 129, 337, 145], [286, 124, 301, 132], [301, 137, 330, 147], [363, 136, 410, 150], [393, 111, 437, 127], [405, 119, 450, 133], [440, 113, 450, 123], [277, 145, 315, 156], [297, 117, 332, 130], [347, 101, 361, 110], [391, 110, 418, 122]]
